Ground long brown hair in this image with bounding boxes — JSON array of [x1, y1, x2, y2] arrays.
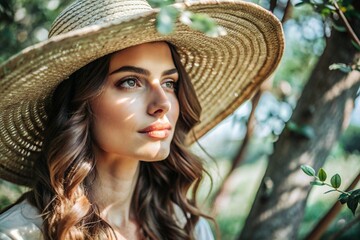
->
[[30, 43, 210, 239]]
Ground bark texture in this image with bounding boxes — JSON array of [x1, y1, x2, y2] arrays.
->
[[239, 9, 360, 240]]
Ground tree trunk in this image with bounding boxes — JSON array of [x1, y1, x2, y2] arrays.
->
[[238, 10, 360, 240]]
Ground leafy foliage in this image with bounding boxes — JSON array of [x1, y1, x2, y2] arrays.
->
[[148, 0, 226, 37], [295, 0, 360, 20], [301, 165, 360, 215], [0, 0, 226, 64], [156, 5, 180, 34], [148, 0, 175, 8], [0, 0, 72, 63], [294, 0, 360, 72], [329, 63, 353, 73]]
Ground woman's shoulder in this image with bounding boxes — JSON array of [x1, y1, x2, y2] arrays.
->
[[194, 217, 215, 240], [173, 204, 214, 239], [0, 199, 43, 240]]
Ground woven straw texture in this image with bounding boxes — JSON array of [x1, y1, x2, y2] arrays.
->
[[0, 0, 284, 186]]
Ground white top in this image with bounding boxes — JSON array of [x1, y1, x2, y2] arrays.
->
[[0, 200, 214, 240]]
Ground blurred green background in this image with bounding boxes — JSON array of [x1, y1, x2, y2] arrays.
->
[[1, 0, 359, 239]]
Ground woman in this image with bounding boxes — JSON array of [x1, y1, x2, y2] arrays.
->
[[0, 0, 284, 239]]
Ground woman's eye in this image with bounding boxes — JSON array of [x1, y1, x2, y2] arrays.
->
[[116, 77, 140, 89], [162, 80, 177, 90]]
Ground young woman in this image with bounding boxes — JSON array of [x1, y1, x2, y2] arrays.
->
[[0, 0, 284, 239]]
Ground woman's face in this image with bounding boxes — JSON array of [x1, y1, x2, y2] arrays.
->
[[90, 42, 180, 162]]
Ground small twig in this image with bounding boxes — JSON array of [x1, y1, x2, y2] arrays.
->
[[322, 182, 350, 195], [332, 0, 360, 46], [270, 0, 277, 13], [281, 0, 293, 23]]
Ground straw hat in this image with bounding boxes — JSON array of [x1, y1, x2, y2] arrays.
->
[[0, 0, 284, 186]]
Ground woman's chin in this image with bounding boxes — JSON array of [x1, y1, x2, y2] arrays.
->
[[140, 150, 170, 162]]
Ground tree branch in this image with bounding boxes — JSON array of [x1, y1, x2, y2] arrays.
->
[[270, 0, 278, 13], [281, 0, 293, 23], [211, 88, 262, 214], [332, 0, 360, 46]]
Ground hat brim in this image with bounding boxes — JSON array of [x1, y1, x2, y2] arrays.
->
[[0, 1, 284, 186]]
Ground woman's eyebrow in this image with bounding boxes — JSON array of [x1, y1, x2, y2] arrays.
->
[[162, 68, 178, 76], [109, 66, 149, 75], [109, 66, 178, 76]]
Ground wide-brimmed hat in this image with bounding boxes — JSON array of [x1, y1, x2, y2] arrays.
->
[[0, 0, 284, 186]]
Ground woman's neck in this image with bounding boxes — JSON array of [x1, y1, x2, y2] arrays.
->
[[91, 153, 140, 229]]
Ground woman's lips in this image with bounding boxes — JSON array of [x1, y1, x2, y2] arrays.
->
[[142, 130, 170, 139], [138, 123, 172, 139]]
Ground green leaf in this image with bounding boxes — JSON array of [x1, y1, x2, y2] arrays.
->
[[346, 191, 360, 215], [310, 181, 325, 186], [349, 189, 360, 198], [330, 174, 341, 189], [351, 40, 360, 51], [329, 63, 352, 73], [347, 199, 359, 215], [318, 168, 327, 181], [338, 193, 349, 204], [324, 4, 336, 11], [155, 6, 179, 35], [287, 122, 315, 139], [301, 165, 316, 177], [287, 121, 298, 131], [294, 2, 306, 7], [190, 13, 215, 32], [301, 125, 316, 139], [294, 0, 310, 7], [189, 13, 226, 37], [148, 0, 175, 8], [320, 8, 332, 17], [179, 11, 226, 37], [332, 22, 347, 32]]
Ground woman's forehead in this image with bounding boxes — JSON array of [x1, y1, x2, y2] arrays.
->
[[109, 42, 175, 73]]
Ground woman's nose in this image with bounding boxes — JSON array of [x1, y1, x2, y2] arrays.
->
[[147, 85, 171, 118]]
